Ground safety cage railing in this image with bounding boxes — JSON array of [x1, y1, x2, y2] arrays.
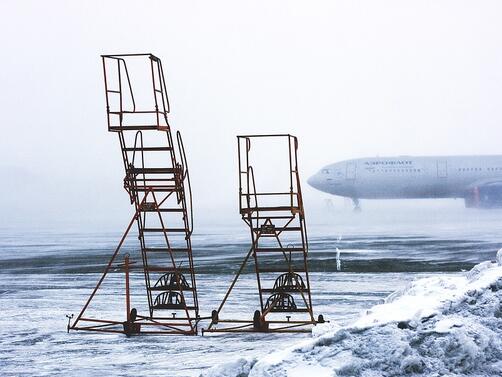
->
[[69, 53, 199, 336], [203, 134, 323, 334]]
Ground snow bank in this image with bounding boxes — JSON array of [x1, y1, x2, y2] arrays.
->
[[202, 257, 502, 377], [201, 358, 256, 377]]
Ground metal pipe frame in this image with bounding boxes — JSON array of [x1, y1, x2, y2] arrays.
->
[[70, 54, 199, 336], [203, 134, 321, 334]]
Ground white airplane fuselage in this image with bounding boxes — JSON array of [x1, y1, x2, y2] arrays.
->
[[308, 155, 502, 208]]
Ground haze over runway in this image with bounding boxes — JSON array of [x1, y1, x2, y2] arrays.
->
[[1, 1, 502, 231]]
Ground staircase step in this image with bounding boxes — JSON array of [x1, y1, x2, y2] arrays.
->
[[248, 215, 295, 220], [133, 178, 177, 182], [252, 227, 302, 232], [109, 125, 169, 131], [133, 186, 180, 192], [129, 168, 178, 174], [261, 288, 308, 293], [140, 207, 184, 213], [123, 147, 173, 152], [242, 206, 300, 213]]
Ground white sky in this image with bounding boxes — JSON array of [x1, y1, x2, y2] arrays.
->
[[1, 1, 502, 231]]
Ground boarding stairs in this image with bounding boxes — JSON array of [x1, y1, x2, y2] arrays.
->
[[101, 54, 198, 333]]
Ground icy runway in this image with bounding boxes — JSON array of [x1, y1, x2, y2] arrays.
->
[[0, 271, 419, 376], [1, 211, 502, 376]]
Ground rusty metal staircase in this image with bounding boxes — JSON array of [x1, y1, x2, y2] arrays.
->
[[204, 134, 323, 334], [70, 53, 199, 335]]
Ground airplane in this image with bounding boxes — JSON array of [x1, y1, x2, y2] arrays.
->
[[307, 155, 502, 210]]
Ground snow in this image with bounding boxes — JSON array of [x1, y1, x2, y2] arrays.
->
[[201, 358, 256, 377], [202, 256, 502, 377]]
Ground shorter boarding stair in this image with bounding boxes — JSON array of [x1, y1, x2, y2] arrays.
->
[[204, 134, 323, 334]]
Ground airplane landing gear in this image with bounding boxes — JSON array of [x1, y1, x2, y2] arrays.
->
[[352, 198, 361, 212]]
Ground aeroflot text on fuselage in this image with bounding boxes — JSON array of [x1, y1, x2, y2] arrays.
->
[[365, 160, 413, 166], [308, 155, 502, 209]]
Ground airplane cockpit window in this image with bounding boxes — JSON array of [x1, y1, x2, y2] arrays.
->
[[322, 169, 330, 174]]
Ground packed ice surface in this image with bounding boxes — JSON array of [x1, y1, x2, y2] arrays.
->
[[2, 223, 502, 376], [203, 258, 502, 377]]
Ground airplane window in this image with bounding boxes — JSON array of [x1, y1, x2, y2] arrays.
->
[[322, 169, 330, 174]]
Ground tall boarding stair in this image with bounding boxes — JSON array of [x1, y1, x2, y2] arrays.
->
[[70, 53, 199, 335]]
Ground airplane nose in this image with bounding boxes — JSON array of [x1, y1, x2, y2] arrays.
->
[[307, 174, 321, 190]]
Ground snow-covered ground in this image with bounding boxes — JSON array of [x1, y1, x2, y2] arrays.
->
[[2, 219, 502, 376], [204, 251, 502, 377]]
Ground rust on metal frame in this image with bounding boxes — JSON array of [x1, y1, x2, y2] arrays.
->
[[70, 53, 199, 335], [203, 134, 324, 334]]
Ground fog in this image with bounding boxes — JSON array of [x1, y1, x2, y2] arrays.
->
[[1, 1, 502, 231]]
